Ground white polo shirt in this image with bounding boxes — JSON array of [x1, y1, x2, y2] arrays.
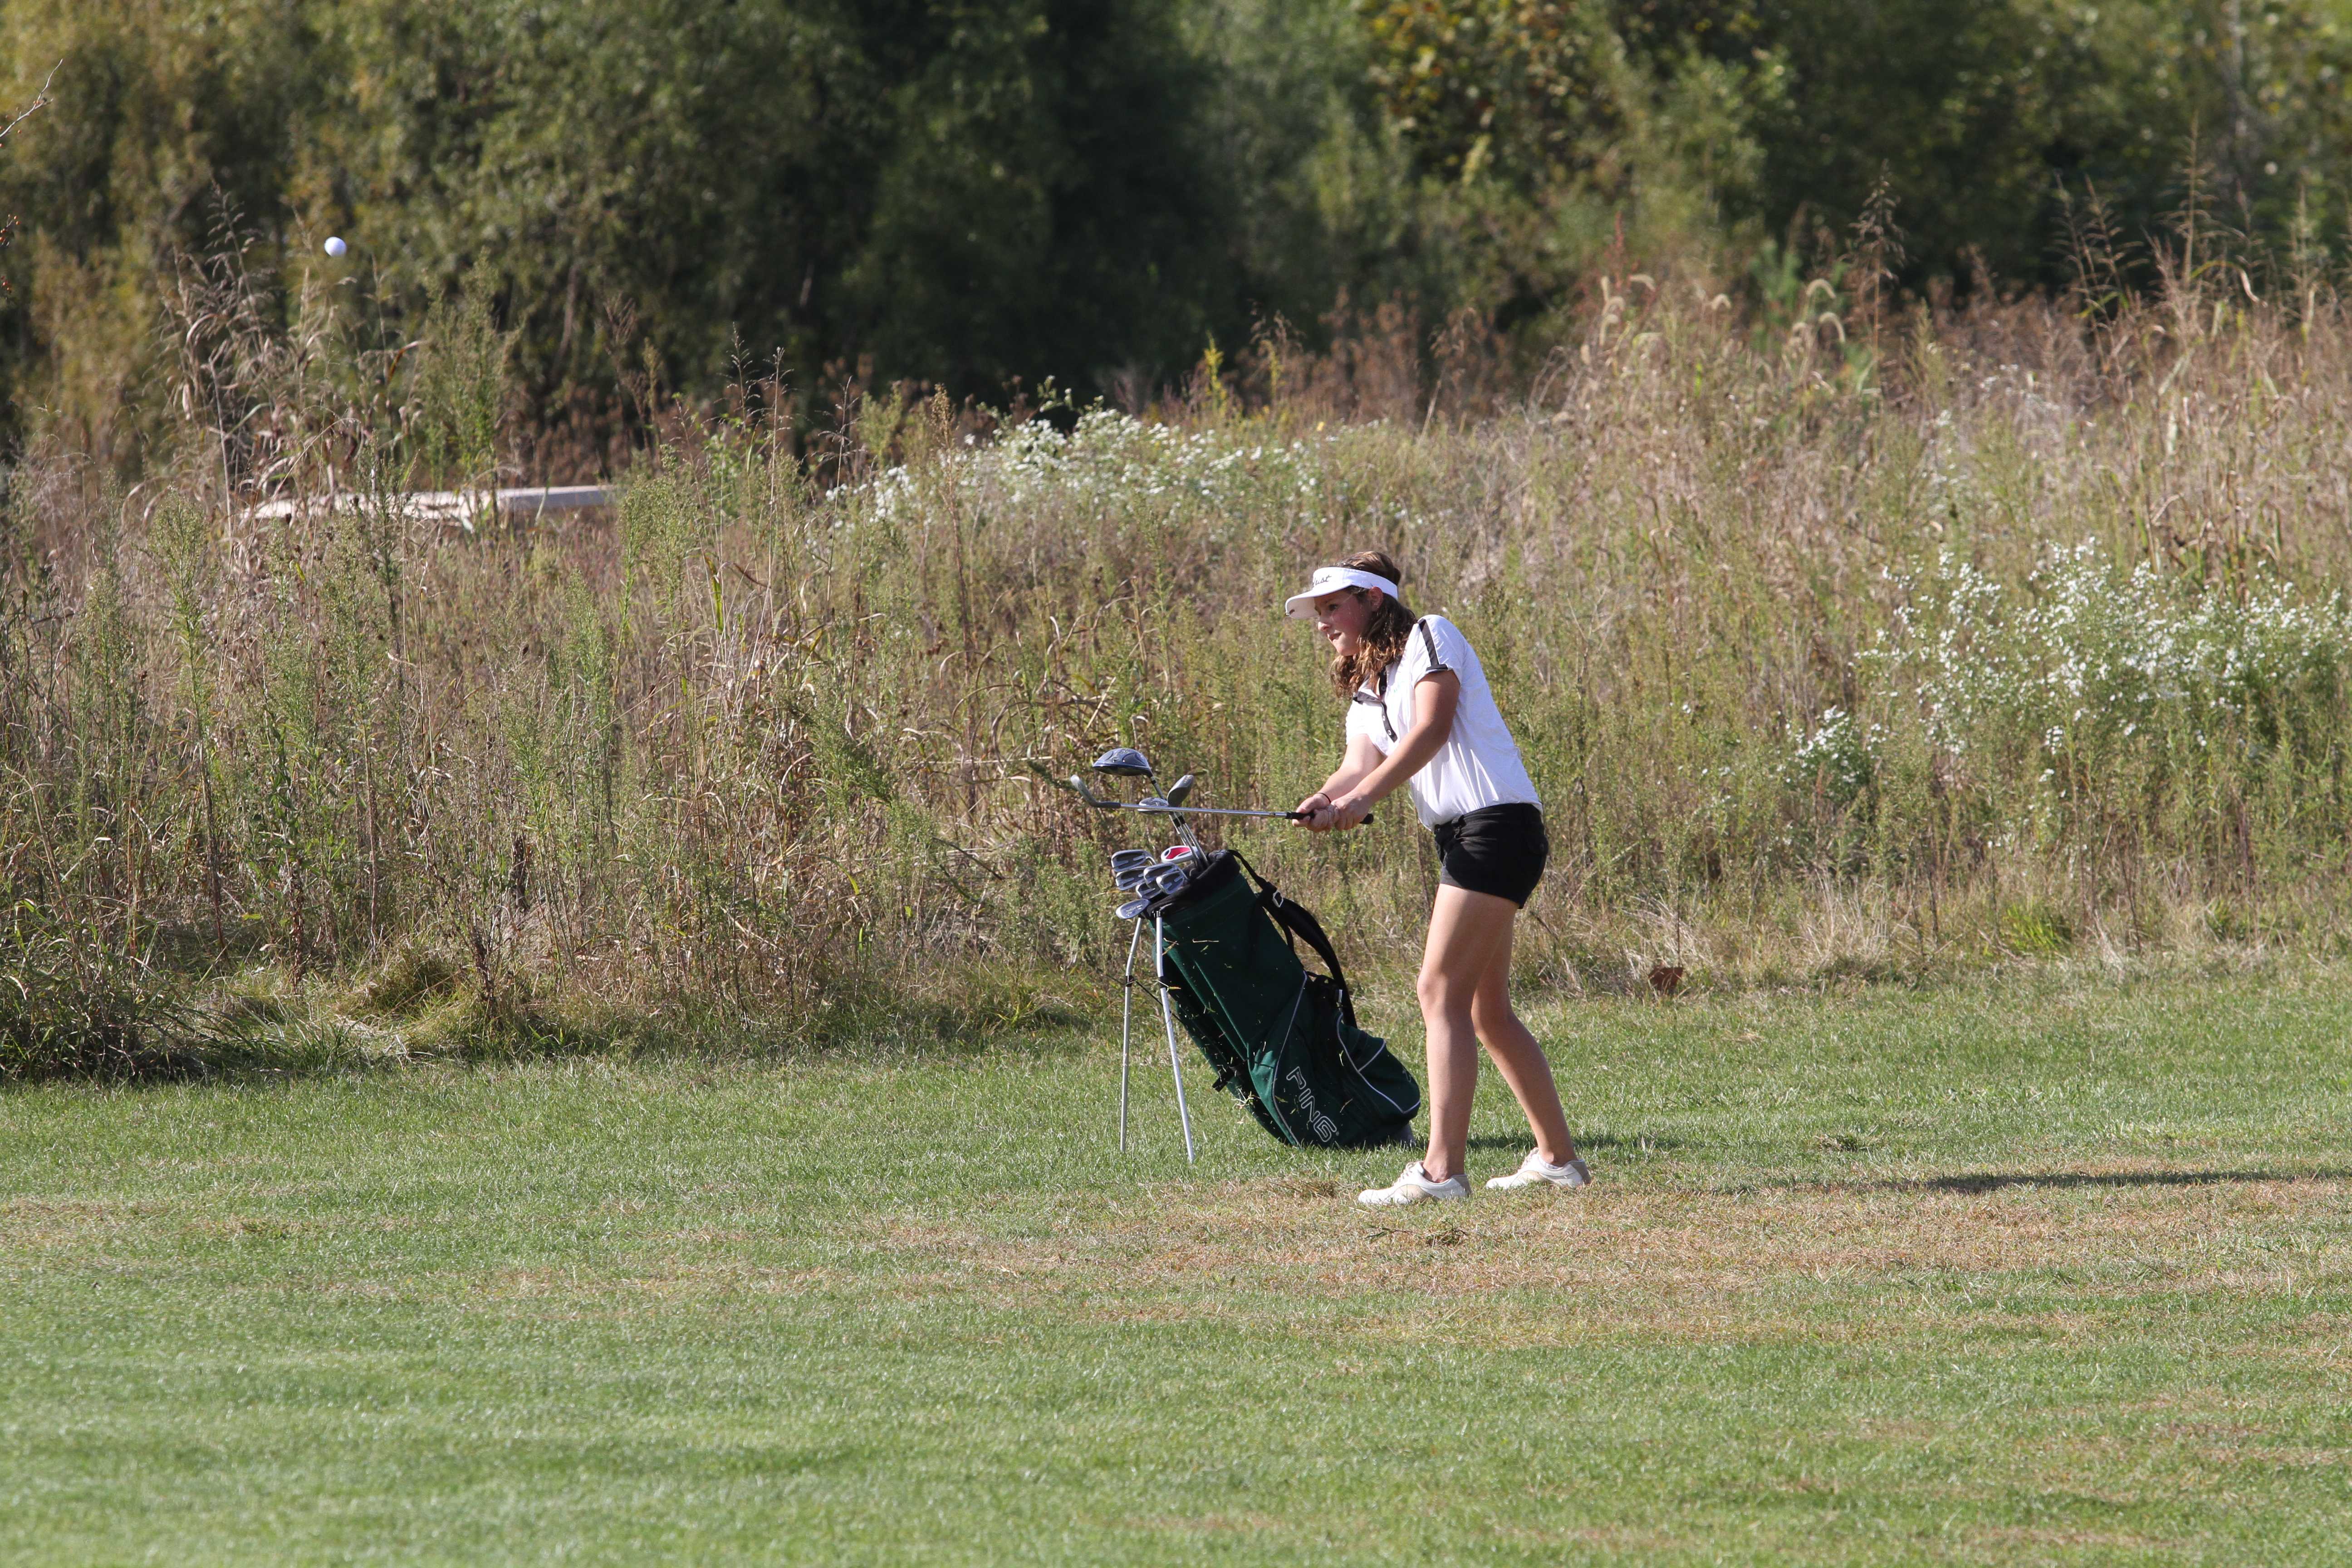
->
[[1344, 615, 1541, 828]]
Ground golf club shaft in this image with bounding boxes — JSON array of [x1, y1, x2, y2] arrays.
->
[[1060, 772, 1369, 822], [1134, 802, 1301, 820], [1111, 799, 1371, 824]]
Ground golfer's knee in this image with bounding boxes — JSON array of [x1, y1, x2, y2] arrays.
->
[[1416, 966, 1475, 1019], [1469, 993, 1517, 1039]]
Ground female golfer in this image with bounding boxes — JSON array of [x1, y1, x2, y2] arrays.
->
[[1287, 552, 1589, 1206]]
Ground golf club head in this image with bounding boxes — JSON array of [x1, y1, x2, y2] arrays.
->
[[1139, 796, 1170, 811], [1109, 848, 1153, 866], [1114, 866, 1150, 892], [1092, 746, 1154, 779], [1159, 844, 1198, 862], [1067, 774, 1117, 808], [1115, 896, 1151, 921], [1145, 863, 1191, 896], [1167, 774, 1195, 807]]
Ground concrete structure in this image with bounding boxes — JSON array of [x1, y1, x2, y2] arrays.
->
[[245, 485, 612, 528]]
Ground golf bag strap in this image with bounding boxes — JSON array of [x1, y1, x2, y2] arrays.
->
[[1230, 852, 1361, 1029], [1268, 895, 1359, 1030]]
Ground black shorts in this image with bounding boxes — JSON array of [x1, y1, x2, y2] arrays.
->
[[1431, 803, 1548, 907]]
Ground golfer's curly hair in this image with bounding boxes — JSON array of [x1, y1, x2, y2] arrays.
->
[[1327, 549, 1417, 698]]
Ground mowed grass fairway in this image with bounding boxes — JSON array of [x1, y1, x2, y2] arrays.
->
[[5, 973, 2351, 1565]]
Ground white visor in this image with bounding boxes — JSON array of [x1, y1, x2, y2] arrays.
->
[[1283, 566, 1400, 620]]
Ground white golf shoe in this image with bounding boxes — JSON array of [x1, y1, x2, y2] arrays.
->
[[1357, 1161, 1471, 1207], [1485, 1151, 1593, 1191]]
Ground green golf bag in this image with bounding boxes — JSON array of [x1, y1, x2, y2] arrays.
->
[[1150, 851, 1420, 1149]]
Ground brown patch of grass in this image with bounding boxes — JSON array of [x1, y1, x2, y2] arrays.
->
[[47, 1162, 2337, 1366], [263, 1167, 2349, 1356], [1117, 1513, 1286, 1535], [184, 1215, 313, 1240], [1962, 1526, 2168, 1550], [0, 1196, 168, 1218], [0, 1196, 174, 1249], [779, 1168, 2352, 1348]]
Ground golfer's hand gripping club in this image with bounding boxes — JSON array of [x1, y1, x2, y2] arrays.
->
[[1299, 794, 1374, 832]]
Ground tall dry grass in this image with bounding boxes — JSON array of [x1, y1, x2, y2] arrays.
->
[[9, 238, 2352, 1073]]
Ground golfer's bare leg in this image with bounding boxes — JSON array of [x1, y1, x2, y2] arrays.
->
[[1468, 913, 1577, 1166], [1415, 884, 1516, 1182]]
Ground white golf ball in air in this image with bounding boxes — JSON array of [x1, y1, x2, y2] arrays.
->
[[324, 236, 347, 258]]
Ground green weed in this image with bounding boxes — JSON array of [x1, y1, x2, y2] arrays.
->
[[12, 260, 2352, 1068]]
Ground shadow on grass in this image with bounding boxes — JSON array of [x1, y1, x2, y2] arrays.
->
[[1877, 1169, 2352, 1194], [6, 988, 1104, 1091]]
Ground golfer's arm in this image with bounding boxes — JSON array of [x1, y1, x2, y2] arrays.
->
[[1348, 672, 1459, 805], [1313, 734, 1386, 803]]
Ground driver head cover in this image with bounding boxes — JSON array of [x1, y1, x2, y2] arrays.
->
[[1092, 747, 1153, 777], [1283, 564, 1399, 620]]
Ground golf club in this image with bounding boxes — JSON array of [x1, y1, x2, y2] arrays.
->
[[1112, 848, 1156, 893], [1158, 773, 1202, 850], [1056, 757, 1235, 1168], [1063, 775, 1364, 822]]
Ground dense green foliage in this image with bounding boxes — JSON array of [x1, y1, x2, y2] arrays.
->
[[4, 0, 2352, 458], [0, 0, 1393, 460]]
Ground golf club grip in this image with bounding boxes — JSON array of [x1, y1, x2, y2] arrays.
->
[[1284, 810, 1374, 825]]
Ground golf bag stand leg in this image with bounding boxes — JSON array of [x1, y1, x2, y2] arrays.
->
[[1154, 916, 1196, 1164], [1119, 918, 1143, 1152]]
